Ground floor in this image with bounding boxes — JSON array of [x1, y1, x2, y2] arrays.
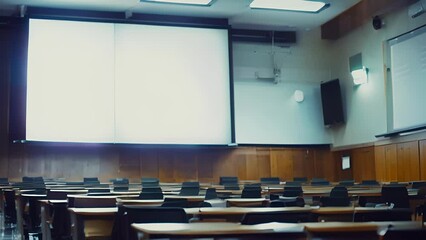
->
[[0, 223, 18, 240]]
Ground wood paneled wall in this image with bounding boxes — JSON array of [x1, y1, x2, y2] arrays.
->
[[375, 140, 424, 182], [334, 146, 375, 182], [3, 144, 336, 183]]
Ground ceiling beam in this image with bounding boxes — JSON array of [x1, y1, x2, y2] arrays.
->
[[321, 0, 418, 40]]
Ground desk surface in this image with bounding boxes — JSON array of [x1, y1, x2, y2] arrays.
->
[[132, 222, 304, 237], [68, 207, 118, 216], [132, 221, 423, 239]]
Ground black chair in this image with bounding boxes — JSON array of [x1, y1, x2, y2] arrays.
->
[[383, 227, 426, 240], [339, 180, 355, 186], [0, 177, 9, 185], [179, 182, 200, 196], [141, 177, 160, 188], [117, 206, 188, 240], [330, 186, 349, 198], [285, 181, 302, 186], [270, 197, 305, 207], [381, 186, 409, 208], [224, 183, 240, 190], [311, 178, 330, 186], [219, 176, 238, 185], [141, 186, 162, 193], [84, 177, 99, 183], [360, 180, 380, 186], [354, 208, 412, 222], [3, 189, 17, 224], [241, 211, 311, 224], [68, 196, 116, 208], [205, 188, 218, 200], [293, 177, 308, 183], [138, 191, 164, 200], [241, 185, 262, 198], [113, 185, 129, 192], [283, 186, 303, 197], [241, 189, 261, 198], [411, 181, 426, 189], [88, 188, 111, 194], [320, 196, 351, 207], [220, 176, 240, 190], [161, 198, 188, 208], [111, 178, 129, 185], [320, 186, 351, 207], [260, 177, 280, 185]]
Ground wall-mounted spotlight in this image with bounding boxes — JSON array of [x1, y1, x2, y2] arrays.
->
[[349, 53, 368, 85]]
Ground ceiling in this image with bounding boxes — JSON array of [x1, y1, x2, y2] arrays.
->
[[0, 0, 361, 31]]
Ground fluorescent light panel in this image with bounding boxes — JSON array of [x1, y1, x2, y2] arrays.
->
[[250, 0, 327, 13], [142, 0, 214, 6]]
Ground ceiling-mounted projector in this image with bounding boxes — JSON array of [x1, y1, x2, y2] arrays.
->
[[409, 0, 426, 18]]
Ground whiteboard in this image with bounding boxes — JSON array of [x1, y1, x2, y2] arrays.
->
[[388, 25, 426, 130]]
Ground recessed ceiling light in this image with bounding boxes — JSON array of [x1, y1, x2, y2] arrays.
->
[[141, 0, 215, 6], [250, 0, 329, 13]]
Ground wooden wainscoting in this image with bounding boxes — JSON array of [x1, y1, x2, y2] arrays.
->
[[4, 144, 336, 183]]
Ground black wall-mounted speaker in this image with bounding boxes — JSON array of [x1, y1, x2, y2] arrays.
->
[[372, 16, 382, 30]]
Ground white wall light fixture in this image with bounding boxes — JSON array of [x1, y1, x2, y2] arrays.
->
[[349, 53, 368, 85], [294, 90, 304, 103], [141, 0, 214, 6]]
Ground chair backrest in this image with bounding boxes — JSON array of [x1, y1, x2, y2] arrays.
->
[[219, 176, 238, 185], [69, 196, 117, 208], [320, 196, 351, 207], [354, 208, 412, 222], [83, 177, 99, 183], [270, 197, 305, 207], [260, 177, 280, 185], [241, 211, 311, 224], [113, 185, 129, 192], [293, 177, 308, 183], [411, 181, 426, 189], [283, 186, 303, 197], [241, 186, 262, 198], [179, 182, 200, 196], [138, 192, 164, 200], [122, 206, 188, 240], [111, 178, 129, 185], [47, 190, 68, 200], [161, 198, 188, 208], [205, 188, 218, 200], [330, 186, 348, 198], [224, 183, 240, 190], [381, 186, 409, 208], [141, 186, 162, 193], [285, 181, 302, 186], [311, 178, 330, 186], [88, 188, 111, 193], [0, 177, 9, 185], [141, 178, 160, 187], [360, 180, 380, 186], [339, 180, 355, 186]]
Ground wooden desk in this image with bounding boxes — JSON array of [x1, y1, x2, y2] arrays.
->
[[68, 207, 118, 240], [132, 221, 423, 240], [116, 198, 164, 206], [226, 198, 269, 207], [304, 221, 423, 240], [132, 222, 305, 240]]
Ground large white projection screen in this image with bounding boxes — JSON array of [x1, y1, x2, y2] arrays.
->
[[26, 19, 232, 144]]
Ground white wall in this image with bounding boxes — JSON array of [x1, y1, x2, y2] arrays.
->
[[233, 28, 332, 144], [327, 5, 426, 147]]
